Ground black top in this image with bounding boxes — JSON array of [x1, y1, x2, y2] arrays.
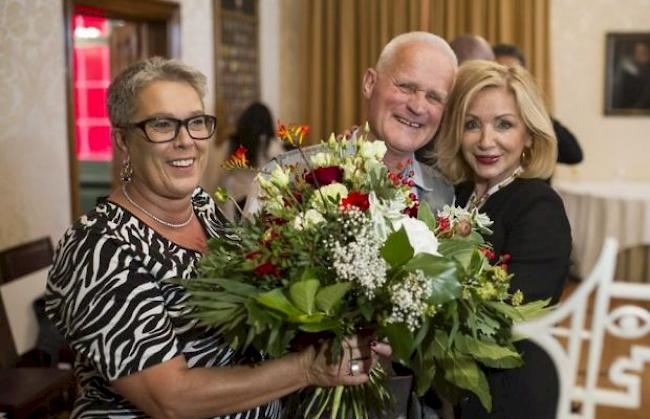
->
[[455, 178, 572, 418], [553, 118, 583, 165]]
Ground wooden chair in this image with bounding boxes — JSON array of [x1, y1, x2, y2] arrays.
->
[[514, 238, 650, 418], [0, 237, 75, 418]]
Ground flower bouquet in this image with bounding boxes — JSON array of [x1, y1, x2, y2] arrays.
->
[[179, 124, 549, 417]]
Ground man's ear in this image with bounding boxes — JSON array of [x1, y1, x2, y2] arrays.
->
[[362, 68, 378, 99]]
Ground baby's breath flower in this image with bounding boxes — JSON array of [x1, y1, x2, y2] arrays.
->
[[386, 270, 434, 331], [326, 211, 387, 299]]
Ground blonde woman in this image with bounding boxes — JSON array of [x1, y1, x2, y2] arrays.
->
[[434, 60, 571, 418]]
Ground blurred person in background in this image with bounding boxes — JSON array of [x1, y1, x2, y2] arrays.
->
[[449, 33, 495, 63], [220, 102, 285, 220]]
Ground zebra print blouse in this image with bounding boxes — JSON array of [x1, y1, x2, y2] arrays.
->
[[45, 187, 281, 419]]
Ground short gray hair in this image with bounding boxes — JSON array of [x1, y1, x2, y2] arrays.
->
[[376, 31, 457, 72], [107, 57, 207, 127]]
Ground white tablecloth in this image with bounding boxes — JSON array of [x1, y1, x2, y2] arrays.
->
[[554, 180, 650, 281]]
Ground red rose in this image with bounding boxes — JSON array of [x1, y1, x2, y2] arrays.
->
[[341, 191, 370, 211], [304, 166, 343, 186], [254, 261, 283, 277], [403, 202, 419, 217]]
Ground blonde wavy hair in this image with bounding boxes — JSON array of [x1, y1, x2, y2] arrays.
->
[[433, 60, 557, 184]]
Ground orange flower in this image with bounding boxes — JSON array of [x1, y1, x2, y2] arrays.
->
[[276, 121, 310, 146], [222, 145, 250, 169], [277, 122, 289, 141]]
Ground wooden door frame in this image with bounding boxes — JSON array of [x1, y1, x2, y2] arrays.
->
[[62, 0, 180, 219]]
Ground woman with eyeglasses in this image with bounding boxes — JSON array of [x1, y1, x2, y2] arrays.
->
[[45, 57, 375, 418]]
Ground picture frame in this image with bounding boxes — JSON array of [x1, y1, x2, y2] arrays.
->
[[604, 32, 650, 115]]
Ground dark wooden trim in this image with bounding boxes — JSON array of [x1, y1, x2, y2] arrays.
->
[[0, 296, 18, 368], [73, 0, 178, 21], [0, 237, 54, 285]]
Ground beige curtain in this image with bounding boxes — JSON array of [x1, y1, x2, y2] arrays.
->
[[281, 0, 550, 144]]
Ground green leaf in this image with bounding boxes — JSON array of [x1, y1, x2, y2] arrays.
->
[[485, 301, 522, 321], [381, 227, 414, 268], [289, 278, 321, 314], [475, 309, 500, 337], [294, 313, 326, 323], [245, 300, 273, 334], [383, 323, 415, 365], [484, 299, 552, 324], [438, 237, 480, 269], [455, 334, 523, 369], [315, 282, 352, 313], [413, 318, 430, 350], [442, 355, 492, 411], [298, 319, 340, 333], [413, 351, 436, 396], [417, 201, 436, 232], [402, 254, 460, 304], [513, 299, 553, 320], [425, 329, 451, 360], [358, 300, 375, 322], [255, 288, 303, 318], [212, 278, 259, 296]]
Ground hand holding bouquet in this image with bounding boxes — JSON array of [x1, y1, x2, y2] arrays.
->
[[178, 124, 549, 417]]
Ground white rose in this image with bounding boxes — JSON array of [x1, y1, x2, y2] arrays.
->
[[304, 209, 326, 227], [369, 192, 407, 241], [359, 140, 387, 161], [392, 217, 440, 256], [310, 182, 348, 212]]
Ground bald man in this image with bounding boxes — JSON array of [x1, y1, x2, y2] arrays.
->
[[449, 33, 495, 63]]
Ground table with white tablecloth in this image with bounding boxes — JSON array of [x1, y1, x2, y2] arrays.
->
[[554, 180, 650, 282]]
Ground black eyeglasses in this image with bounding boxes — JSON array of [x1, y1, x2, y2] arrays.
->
[[121, 114, 217, 143]]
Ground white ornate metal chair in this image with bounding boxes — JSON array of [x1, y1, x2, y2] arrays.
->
[[514, 238, 650, 418]]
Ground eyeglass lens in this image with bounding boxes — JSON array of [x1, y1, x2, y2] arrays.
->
[[144, 115, 216, 142]]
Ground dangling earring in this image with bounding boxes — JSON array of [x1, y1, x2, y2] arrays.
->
[[120, 158, 133, 183], [521, 148, 529, 165]]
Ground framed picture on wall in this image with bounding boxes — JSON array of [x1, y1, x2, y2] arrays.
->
[[604, 32, 650, 115]]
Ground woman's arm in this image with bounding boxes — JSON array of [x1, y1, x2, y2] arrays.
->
[[503, 188, 572, 304], [112, 336, 374, 419]]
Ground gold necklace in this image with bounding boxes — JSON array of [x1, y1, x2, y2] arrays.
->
[[122, 185, 194, 229], [465, 166, 524, 211]]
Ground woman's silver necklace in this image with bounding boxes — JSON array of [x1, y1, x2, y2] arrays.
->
[[122, 185, 194, 229]]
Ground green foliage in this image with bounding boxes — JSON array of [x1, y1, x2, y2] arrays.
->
[[381, 227, 413, 268], [417, 201, 437, 231]]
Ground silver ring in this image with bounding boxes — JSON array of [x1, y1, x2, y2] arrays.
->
[[349, 359, 363, 376]]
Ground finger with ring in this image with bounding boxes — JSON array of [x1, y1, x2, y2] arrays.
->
[[349, 359, 363, 376]]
